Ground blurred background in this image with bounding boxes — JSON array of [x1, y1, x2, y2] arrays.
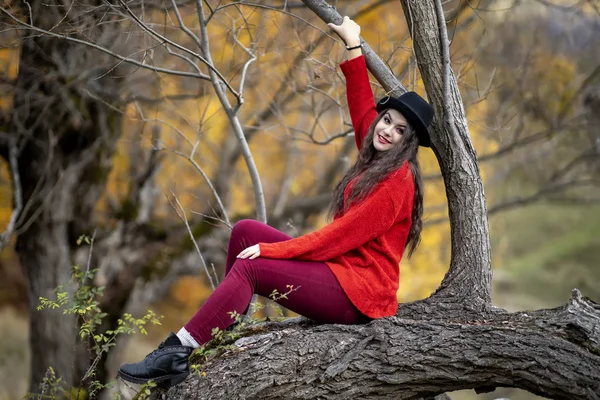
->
[[0, 0, 598, 399]]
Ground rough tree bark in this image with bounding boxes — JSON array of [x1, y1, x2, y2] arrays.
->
[[166, 1, 600, 399]]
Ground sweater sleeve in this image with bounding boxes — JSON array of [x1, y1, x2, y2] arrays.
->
[[340, 55, 378, 151], [259, 181, 407, 262]]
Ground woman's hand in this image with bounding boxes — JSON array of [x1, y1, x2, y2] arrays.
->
[[237, 244, 261, 260], [328, 16, 361, 47]]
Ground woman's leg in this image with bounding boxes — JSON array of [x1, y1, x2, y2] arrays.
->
[[118, 220, 369, 385], [184, 255, 369, 346], [175, 219, 292, 348]]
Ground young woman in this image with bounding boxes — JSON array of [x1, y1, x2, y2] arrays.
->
[[118, 16, 433, 386]]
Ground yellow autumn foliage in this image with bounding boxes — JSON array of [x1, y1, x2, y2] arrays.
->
[[0, 46, 19, 232], [0, 157, 10, 230]]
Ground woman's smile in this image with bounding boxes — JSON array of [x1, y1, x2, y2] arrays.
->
[[377, 134, 391, 144], [373, 109, 407, 151]]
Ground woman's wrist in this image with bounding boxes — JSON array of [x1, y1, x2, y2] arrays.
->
[[344, 37, 361, 48], [344, 38, 362, 60], [346, 48, 362, 61]]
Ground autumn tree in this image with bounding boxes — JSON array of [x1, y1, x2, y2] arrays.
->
[[1, 0, 599, 398], [0, 0, 131, 390]]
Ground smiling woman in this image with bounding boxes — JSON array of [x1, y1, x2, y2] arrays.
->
[[118, 15, 435, 388], [373, 110, 408, 151]]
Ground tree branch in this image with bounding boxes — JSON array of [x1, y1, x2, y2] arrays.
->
[[168, 292, 600, 399], [300, 0, 408, 96], [0, 9, 210, 80], [167, 190, 215, 290], [114, 0, 243, 100], [195, 0, 267, 223]]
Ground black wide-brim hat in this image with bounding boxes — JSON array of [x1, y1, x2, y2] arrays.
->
[[376, 91, 434, 147]]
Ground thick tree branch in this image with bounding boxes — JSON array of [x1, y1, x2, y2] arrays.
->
[[168, 292, 600, 399]]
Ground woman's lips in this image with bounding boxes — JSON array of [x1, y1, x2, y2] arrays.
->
[[377, 134, 391, 144]]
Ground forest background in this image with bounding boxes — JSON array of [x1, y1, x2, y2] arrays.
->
[[0, 0, 599, 399]]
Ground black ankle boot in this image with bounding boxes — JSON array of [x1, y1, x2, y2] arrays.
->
[[118, 332, 193, 386]]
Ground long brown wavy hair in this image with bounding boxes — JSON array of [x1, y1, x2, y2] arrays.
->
[[328, 111, 424, 257]]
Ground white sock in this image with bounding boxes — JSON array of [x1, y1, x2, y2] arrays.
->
[[176, 327, 200, 348]]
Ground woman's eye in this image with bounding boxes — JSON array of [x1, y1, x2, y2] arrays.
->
[[384, 117, 390, 123]]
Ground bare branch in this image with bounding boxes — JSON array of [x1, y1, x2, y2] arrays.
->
[[292, 127, 353, 145], [167, 190, 215, 290], [196, 0, 267, 223], [113, 0, 244, 100], [128, 101, 232, 226], [231, 20, 258, 114], [169, 0, 203, 51], [212, 1, 341, 42], [0, 9, 210, 80], [532, 0, 588, 12], [162, 145, 232, 228], [486, 180, 600, 215]]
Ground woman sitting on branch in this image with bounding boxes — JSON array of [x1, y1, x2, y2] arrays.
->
[[118, 16, 434, 386]]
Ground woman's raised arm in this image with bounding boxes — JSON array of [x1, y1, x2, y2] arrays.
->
[[329, 17, 378, 150]]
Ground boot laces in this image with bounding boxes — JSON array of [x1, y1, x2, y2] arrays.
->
[[146, 338, 170, 358]]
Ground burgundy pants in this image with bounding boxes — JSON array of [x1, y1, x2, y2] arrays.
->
[[184, 219, 369, 345]]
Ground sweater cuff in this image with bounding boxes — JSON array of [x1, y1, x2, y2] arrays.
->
[[340, 55, 367, 77], [258, 242, 278, 258]]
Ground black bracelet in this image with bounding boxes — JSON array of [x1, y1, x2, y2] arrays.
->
[[345, 43, 363, 51]]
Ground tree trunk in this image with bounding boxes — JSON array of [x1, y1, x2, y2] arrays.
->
[[166, 1, 600, 398], [8, 1, 123, 391], [17, 217, 76, 390], [398, 0, 492, 305]]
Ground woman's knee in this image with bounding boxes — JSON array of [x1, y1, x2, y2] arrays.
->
[[231, 219, 261, 239]]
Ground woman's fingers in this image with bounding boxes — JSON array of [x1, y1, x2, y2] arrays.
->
[[237, 244, 260, 259], [328, 16, 360, 44], [249, 248, 260, 259], [237, 247, 250, 258], [328, 15, 350, 30]]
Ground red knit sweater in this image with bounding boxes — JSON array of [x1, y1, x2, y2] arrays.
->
[[259, 55, 414, 318]]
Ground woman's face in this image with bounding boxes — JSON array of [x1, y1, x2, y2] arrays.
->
[[373, 109, 407, 152]]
